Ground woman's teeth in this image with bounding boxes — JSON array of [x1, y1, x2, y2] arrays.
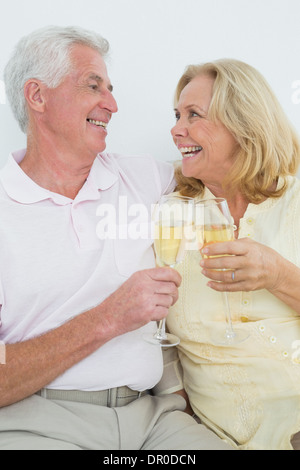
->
[[180, 146, 203, 157], [87, 119, 107, 128]]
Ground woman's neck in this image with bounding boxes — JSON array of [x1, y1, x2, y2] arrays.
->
[[205, 183, 250, 231]]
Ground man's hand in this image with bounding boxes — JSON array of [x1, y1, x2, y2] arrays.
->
[[98, 267, 182, 338], [0, 267, 181, 408]]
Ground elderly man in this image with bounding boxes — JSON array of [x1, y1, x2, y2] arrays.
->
[[0, 26, 230, 450]]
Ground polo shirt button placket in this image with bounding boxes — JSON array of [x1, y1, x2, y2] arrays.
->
[[71, 203, 85, 242], [71, 202, 96, 249]]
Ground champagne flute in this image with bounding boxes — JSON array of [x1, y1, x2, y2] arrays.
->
[[195, 198, 249, 345], [144, 194, 194, 347]]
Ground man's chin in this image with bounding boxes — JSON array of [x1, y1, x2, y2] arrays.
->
[[90, 142, 106, 157]]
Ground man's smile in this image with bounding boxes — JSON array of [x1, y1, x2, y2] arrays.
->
[[86, 118, 108, 129]]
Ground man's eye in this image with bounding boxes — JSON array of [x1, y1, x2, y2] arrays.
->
[[89, 84, 98, 90]]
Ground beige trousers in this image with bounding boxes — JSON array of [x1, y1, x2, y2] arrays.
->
[[0, 393, 231, 450]]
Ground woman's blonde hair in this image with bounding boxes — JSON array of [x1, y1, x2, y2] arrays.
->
[[174, 59, 300, 203]]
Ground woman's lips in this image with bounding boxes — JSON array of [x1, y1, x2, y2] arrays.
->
[[179, 146, 203, 158]]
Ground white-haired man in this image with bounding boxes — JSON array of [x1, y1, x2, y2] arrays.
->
[[0, 26, 231, 450]]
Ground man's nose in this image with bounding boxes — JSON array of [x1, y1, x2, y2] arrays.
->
[[101, 88, 118, 114]]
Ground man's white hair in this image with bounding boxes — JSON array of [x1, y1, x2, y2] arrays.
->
[[4, 25, 109, 133]]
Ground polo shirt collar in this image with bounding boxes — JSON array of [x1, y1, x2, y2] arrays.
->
[[0, 149, 118, 204], [88, 153, 118, 191]]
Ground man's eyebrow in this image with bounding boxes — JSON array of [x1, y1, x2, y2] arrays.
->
[[88, 74, 113, 92]]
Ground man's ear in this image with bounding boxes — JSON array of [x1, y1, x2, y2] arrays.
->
[[24, 79, 46, 112]]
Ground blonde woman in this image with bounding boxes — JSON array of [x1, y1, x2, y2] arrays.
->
[[167, 58, 300, 450]]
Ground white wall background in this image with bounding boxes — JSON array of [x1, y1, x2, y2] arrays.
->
[[0, 0, 300, 169]]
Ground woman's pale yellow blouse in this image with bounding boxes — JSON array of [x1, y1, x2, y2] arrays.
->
[[167, 177, 300, 450]]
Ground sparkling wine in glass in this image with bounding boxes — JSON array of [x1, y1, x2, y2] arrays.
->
[[195, 198, 249, 345], [144, 194, 194, 347]]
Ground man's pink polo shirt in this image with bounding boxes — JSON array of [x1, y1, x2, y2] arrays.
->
[[0, 149, 175, 391]]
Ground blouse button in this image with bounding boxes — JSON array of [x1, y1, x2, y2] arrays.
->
[[258, 324, 265, 333], [241, 316, 249, 322], [246, 217, 255, 225], [269, 336, 277, 344]]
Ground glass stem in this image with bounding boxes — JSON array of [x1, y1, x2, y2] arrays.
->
[[155, 319, 167, 340], [222, 292, 236, 339]]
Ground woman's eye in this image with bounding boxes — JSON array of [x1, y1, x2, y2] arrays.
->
[[175, 113, 180, 121], [190, 111, 201, 118]]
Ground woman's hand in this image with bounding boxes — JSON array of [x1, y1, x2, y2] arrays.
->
[[200, 237, 300, 314], [200, 238, 282, 293]]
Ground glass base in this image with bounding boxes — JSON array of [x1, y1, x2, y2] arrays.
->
[[211, 328, 249, 346], [143, 332, 180, 348]]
